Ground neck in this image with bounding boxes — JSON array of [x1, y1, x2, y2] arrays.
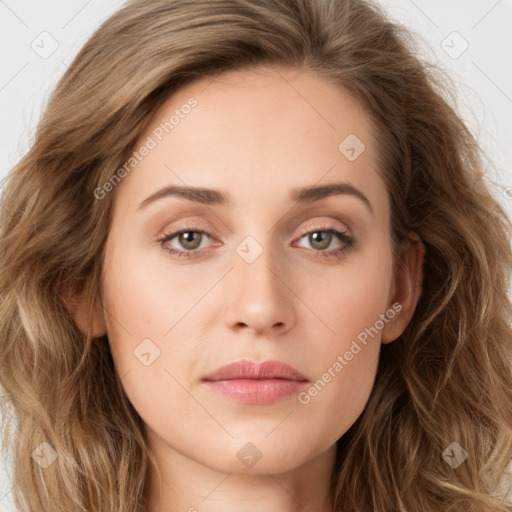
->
[[146, 439, 336, 512]]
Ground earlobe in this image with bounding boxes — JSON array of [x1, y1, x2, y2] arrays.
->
[[381, 232, 426, 344], [61, 278, 108, 338]]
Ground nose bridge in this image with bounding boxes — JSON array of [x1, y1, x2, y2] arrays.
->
[[234, 232, 283, 300], [223, 232, 294, 334]]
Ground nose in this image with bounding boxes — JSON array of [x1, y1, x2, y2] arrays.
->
[[223, 240, 295, 337]]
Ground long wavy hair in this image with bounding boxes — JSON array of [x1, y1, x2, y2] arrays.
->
[[1, 0, 511, 510]]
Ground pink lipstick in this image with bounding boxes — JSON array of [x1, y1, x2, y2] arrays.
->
[[202, 359, 309, 405]]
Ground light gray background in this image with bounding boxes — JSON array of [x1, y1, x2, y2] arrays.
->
[[1, 0, 511, 509]]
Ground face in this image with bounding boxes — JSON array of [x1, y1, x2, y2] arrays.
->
[[89, 65, 418, 477]]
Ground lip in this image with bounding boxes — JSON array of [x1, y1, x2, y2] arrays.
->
[[203, 359, 309, 381], [202, 359, 309, 405]]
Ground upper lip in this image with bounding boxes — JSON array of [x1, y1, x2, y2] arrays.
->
[[203, 359, 309, 382]]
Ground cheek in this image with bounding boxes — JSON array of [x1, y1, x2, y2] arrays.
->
[[100, 250, 168, 377], [294, 245, 392, 439], [318, 343, 381, 443], [102, 245, 204, 341], [101, 246, 209, 408], [305, 243, 393, 347], [297, 298, 384, 446]]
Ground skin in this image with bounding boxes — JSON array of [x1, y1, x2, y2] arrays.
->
[[70, 65, 424, 512]]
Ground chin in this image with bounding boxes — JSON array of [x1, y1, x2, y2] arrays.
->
[[198, 437, 317, 475]]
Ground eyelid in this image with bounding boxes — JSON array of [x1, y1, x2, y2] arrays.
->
[[296, 220, 350, 237]]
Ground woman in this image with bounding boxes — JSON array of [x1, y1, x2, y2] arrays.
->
[[1, 0, 511, 511]]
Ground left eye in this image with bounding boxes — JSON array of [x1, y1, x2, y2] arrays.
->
[[295, 228, 351, 251], [157, 225, 354, 260]]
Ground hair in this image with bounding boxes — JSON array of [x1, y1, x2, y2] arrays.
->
[[1, 0, 511, 510]]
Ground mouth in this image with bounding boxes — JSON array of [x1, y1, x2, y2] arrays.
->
[[202, 359, 309, 405]]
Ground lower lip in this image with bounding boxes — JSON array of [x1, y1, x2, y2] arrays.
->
[[204, 379, 308, 404]]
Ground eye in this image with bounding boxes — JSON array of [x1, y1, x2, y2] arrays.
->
[[157, 225, 213, 259], [294, 224, 354, 260], [157, 223, 355, 260]]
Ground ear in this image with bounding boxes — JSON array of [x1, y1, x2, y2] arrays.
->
[[381, 232, 425, 344], [61, 278, 108, 338]]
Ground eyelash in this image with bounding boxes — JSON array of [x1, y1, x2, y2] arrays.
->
[[157, 223, 354, 261]]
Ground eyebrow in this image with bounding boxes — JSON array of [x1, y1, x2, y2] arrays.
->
[[137, 182, 374, 215]]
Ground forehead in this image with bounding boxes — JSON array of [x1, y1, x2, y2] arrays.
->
[[113, 65, 388, 216]]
